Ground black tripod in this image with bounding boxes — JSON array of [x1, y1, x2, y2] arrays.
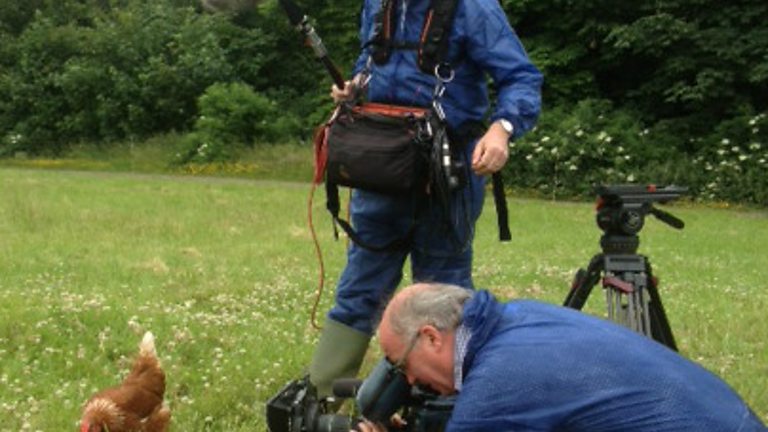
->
[[564, 185, 687, 351]]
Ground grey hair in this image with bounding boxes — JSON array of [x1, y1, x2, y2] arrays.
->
[[389, 283, 473, 337]]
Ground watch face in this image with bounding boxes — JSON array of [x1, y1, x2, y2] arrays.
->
[[500, 119, 513, 134]]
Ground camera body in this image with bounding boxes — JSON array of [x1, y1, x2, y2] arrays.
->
[[267, 359, 454, 432]]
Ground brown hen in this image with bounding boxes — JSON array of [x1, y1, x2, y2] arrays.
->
[[80, 331, 170, 432]]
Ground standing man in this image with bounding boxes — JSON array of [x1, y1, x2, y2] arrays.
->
[[358, 283, 767, 431], [309, 0, 543, 399]]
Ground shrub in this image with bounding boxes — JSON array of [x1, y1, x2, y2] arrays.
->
[[505, 99, 665, 198], [505, 100, 767, 205], [690, 112, 768, 205], [178, 82, 298, 163]]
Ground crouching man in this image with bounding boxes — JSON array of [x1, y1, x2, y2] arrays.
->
[[357, 283, 766, 432]]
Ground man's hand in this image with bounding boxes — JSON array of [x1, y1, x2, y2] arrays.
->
[[354, 414, 406, 432], [354, 419, 387, 432], [471, 121, 511, 176], [330, 74, 364, 104]]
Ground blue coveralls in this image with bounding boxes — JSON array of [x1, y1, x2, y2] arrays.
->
[[448, 291, 767, 431], [328, 0, 543, 334]]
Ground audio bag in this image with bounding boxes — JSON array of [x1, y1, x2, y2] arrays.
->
[[324, 102, 431, 194]]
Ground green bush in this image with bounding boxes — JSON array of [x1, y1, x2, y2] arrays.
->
[[0, 2, 270, 155], [178, 82, 298, 163]]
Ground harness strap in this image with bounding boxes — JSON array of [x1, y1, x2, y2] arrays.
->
[[418, 0, 459, 75], [369, 0, 460, 75], [370, 0, 395, 65]]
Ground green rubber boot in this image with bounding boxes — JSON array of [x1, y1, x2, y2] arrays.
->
[[309, 318, 371, 400]]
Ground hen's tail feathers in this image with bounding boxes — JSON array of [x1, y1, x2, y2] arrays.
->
[[139, 331, 157, 358], [145, 404, 172, 432], [81, 398, 125, 430]]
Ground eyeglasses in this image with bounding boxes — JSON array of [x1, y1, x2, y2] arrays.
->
[[391, 332, 421, 375]]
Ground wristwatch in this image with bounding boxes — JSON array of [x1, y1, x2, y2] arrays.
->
[[497, 118, 514, 136]]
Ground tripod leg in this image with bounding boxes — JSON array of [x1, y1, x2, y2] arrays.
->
[[645, 262, 678, 351], [564, 254, 603, 310]]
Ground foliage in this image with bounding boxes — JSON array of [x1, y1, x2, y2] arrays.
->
[[507, 101, 768, 205], [0, 0, 766, 204], [689, 113, 768, 204], [0, 0, 269, 155], [178, 82, 298, 163], [506, 99, 669, 198]]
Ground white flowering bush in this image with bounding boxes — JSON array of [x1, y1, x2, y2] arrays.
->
[[505, 99, 668, 198], [689, 113, 768, 204], [506, 99, 767, 205]]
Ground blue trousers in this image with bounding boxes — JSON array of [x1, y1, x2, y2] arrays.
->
[[328, 172, 486, 335]]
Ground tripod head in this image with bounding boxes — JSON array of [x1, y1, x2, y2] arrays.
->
[[594, 184, 687, 254]]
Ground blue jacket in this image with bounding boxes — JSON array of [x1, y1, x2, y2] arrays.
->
[[353, 0, 542, 137], [449, 291, 766, 431]]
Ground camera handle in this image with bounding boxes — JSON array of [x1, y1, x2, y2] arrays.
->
[[564, 249, 678, 351]]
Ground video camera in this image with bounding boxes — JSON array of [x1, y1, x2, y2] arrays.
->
[[266, 359, 453, 432], [593, 184, 687, 254]]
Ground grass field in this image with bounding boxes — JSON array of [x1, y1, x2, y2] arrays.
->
[[0, 167, 766, 430]]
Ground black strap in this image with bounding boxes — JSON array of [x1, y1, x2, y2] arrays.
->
[[453, 121, 512, 242], [325, 181, 414, 252], [491, 171, 511, 241]]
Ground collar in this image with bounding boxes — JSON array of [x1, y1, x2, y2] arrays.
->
[[453, 322, 472, 391]]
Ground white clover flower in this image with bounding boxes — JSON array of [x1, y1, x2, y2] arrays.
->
[[749, 142, 761, 150], [722, 138, 730, 145], [569, 164, 578, 171], [731, 146, 739, 152], [717, 149, 726, 155], [550, 147, 558, 155], [597, 131, 608, 141], [605, 136, 612, 143], [575, 129, 584, 137], [626, 174, 635, 182], [739, 155, 748, 161], [526, 154, 533, 160]]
